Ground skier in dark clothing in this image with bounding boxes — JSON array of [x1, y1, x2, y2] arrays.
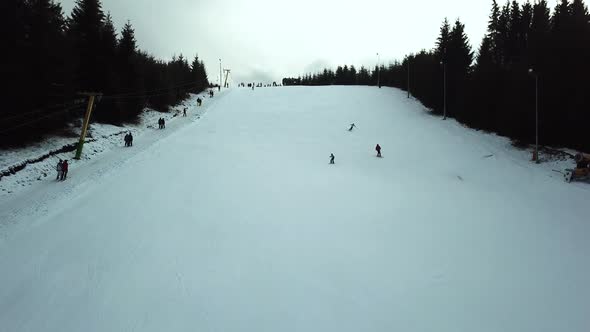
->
[[61, 160, 69, 180], [128, 132, 133, 146], [348, 123, 356, 131], [329, 153, 335, 164], [161, 118, 165, 129], [375, 144, 382, 157], [56, 160, 63, 180], [197, 98, 202, 106], [158, 118, 162, 129], [124, 133, 129, 146], [183, 108, 187, 117]]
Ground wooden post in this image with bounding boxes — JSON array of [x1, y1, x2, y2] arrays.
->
[[223, 69, 231, 88], [74, 93, 101, 160]]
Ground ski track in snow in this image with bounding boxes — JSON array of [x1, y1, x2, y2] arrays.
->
[[0, 86, 589, 332]]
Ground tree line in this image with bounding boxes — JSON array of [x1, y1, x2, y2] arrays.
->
[[2, 0, 209, 147], [284, 0, 590, 152]]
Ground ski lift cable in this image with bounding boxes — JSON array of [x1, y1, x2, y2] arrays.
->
[[0, 105, 83, 135], [102, 80, 203, 99]]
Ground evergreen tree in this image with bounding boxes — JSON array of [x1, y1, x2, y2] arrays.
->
[[519, 1, 533, 62], [357, 66, 370, 85], [472, 2, 502, 131], [335, 66, 344, 84], [93, 12, 118, 122], [111, 21, 143, 122], [28, 0, 69, 101], [2, 0, 30, 125], [447, 19, 473, 121], [349, 65, 357, 85], [506, 0, 522, 67], [529, 0, 550, 71], [342, 65, 350, 85], [436, 18, 451, 61], [191, 54, 208, 92], [67, 0, 108, 91]]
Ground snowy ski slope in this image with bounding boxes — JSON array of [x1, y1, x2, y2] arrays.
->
[[0, 86, 588, 332]]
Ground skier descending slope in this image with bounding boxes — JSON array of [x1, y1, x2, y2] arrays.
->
[[348, 123, 356, 131], [329, 153, 335, 164]]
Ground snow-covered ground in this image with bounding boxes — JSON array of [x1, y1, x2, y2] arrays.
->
[[0, 86, 588, 332], [0, 92, 212, 199]]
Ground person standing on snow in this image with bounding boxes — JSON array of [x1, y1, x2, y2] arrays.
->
[[56, 159, 63, 180], [329, 153, 335, 164], [348, 123, 356, 131], [183, 108, 187, 117], [128, 132, 133, 146], [375, 144, 382, 157], [60, 160, 69, 180]]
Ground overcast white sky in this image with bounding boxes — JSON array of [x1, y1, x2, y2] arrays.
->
[[59, 0, 533, 84]]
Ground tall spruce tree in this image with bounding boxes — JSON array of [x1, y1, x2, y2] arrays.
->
[[2, 0, 30, 130], [114, 21, 143, 122], [447, 19, 473, 122], [67, 0, 107, 91], [436, 18, 451, 60], [190, 54, 207, 92], [434, 18, 452, 114]]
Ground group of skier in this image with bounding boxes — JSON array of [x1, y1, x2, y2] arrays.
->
[[55, 159, 69, 181], [158, 118, 166, 129], [329, 123, 382, 164], [54, 96, 212, 182], [124, 132, 133, 147]]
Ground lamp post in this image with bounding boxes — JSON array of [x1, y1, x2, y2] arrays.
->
[[219, 58, 222, 91], [377, 52, 381, 88], [529, 68, 539, 164]]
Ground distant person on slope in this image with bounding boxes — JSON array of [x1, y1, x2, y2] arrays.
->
[[348, 123, 356, 131], [375, 144, 382, 157], [183, 108, 187, 117], [61, 160, 69, 180], [56, 160, 63, 180], [128, 132, 133, 146], [197, 98, 202, 106], [329, 153, 335, 164]]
